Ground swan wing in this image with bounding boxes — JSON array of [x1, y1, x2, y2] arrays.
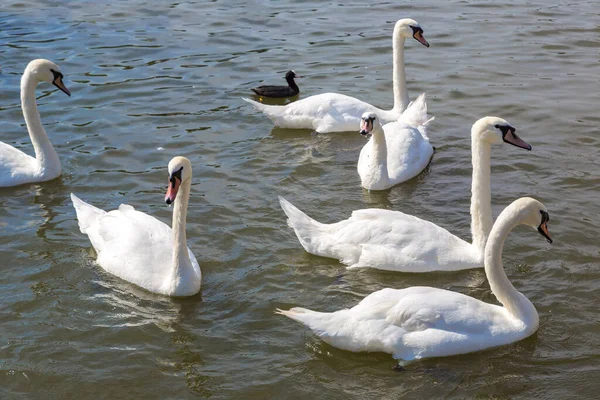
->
[[354, 287, 511, 360], [396, 93, 434, 130], [383, 287, 518, 360], [278, 287, 508, 359], [72, 194, 176, 290], [280, 198, 479, 272], [337, 208, 477, 270], [95, 207, 173, 284], [245, 93, 391, 132], [283, 93, 373, 118], [383, 121, 434, 183], [0, 142, 38, 186]]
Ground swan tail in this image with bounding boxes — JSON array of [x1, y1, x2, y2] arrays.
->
[[275, 307, 316, 319], [398, 93, 434, 138], [277, 307, 390, 354], [279, 196, 325, 231], [275, 307, 331, 330], [70, 193, 106, 234], [242, 97, 281, 123], [279, 196, 333, 253]]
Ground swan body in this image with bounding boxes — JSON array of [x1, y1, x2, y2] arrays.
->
[[251, 70, 300, 98], [0, 59, 71, 187], [277, 197, 552, 363], [243, 18, 430, 133], [71, 157, 201, 297], [280, 116, 533, 272], [357, 93, 434, 190]]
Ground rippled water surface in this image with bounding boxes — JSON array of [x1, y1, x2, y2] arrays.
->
[[1, 0, 599, 398]]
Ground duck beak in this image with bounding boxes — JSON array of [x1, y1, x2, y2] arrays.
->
[[165, 176, 181, 205], [413, 31, 430, 48], [53, 75, 71, 97], [503, 128, 532, 151], [537, 211, 552, 243]]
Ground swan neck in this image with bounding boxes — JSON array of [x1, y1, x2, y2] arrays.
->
[[484, 212, 538, 324], [171, 178, 192, 276], [392, 35, 409, 113], [470, 134, 493, 253], [20, 70, 60, 176], [369, 125, 389, 175]]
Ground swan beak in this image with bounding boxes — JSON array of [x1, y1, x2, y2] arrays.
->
[[359, 118, 373, 137], [537, 211, 552, 243], [165, 176, 181, 205], [413, 31, 430, 48], [503, 128, 532, 151], [53, 76, 71, 97]]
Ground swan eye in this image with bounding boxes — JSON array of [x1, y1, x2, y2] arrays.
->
[[50, 69, 63, 81], [170, 166, 183, 186], [540, 210, 549, 222], [494, 124, 500, 129], [410, 26, 423, 34]]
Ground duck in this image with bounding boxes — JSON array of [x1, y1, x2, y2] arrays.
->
[[357, 93, 434, 190], [279, 116, 533, 272], [277, 197, 553, 366], [243, 18, 430, 133], [251, 70, 300, 98], [71, 156, 201, 297], [0, 59, 71, 187]]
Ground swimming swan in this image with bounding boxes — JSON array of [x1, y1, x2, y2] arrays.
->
[[71, 156, 201, 297], [243, 18, 429, 133], [277, 197, 552, 365], [0, 59, 71, 187], [357, 94, 434, 190], [279, 116, 532, 272]]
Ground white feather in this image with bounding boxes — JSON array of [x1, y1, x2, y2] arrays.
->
[[277, 198, 547, 363]]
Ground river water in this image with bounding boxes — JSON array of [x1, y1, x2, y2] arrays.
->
[[1, 0, 598, 398]]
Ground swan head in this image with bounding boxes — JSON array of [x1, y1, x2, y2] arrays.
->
[[359, 112, 382, 136], [165, 156, 192, 205], [26, 59, 71, 96], [472, 116, 532, 150], [394, 18, 429, 47], [508, 197, 553, 243]]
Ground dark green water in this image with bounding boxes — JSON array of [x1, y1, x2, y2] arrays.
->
[[0, 0, 598, 398]]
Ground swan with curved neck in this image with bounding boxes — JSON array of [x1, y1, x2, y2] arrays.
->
[[279, 116, 532, 272], [357, 95, 434, 190], [277, 197, 552, 365], [243, 18, 429, 133], [0, 59, 71, 187], [71, 156, 201, 297]]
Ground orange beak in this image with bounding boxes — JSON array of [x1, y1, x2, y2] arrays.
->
[[537, 211, 552, 243], [503, 129, 532, 151], [53, 75, 71, 96], [165, 176, 181, 205], [413, 31, 430, 47]]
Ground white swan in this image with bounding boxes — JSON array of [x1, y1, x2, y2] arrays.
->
[[279, 116, 533, 272], [0, 59, 71, 187], [243, 18, 429, 133], [71, 156, 201, 297], [357, 93, 434, 190], [277, 197, 553, 365]]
